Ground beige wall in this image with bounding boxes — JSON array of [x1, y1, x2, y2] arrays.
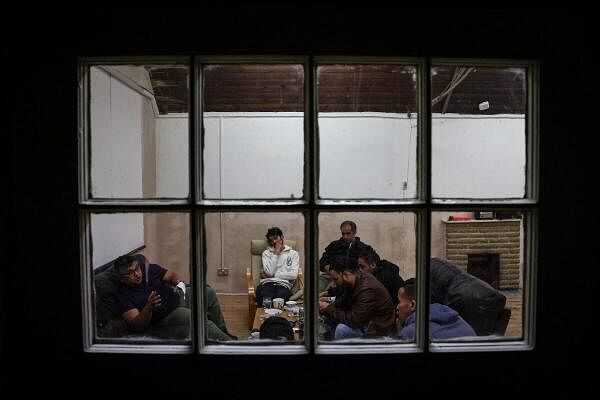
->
[[141, 213, 190, 282], [318, 212, 417, 280], [204, 213, 305, 293], [134, 211, 492, 293]]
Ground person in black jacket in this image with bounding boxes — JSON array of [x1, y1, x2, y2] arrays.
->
[[357, 245, 404, 305], [319, 221, 374, 294], [319, 220, 373, 272]]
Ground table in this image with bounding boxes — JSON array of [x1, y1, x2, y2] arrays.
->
[[252, 307, 303, 341]]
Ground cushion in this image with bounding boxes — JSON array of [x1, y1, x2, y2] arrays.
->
[[430, 257, 508, 336], [94, 267, 130, 337]]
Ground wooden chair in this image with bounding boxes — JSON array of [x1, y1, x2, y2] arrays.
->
[[246, 239, 303, 329]]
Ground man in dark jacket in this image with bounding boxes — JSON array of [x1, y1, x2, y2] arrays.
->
[[319, 220, 373, 272], [319, 256, 395, 339], [319, 221, 374, 294], [357, 246, 404, 305], [393, 279, 476, 340]]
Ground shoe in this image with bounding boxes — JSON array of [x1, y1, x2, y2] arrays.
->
[[226, 331, 238, 340]]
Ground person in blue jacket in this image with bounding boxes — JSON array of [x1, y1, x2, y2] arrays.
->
[[394, 278, 476, 340]]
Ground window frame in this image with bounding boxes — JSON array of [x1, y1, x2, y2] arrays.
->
[[79, 56, 538, 355]]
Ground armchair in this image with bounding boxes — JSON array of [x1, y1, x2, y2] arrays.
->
[[246, 239, 303, 329], [430, 257, 512, 336]]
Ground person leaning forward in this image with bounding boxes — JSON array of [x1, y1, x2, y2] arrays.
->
[[319, 256, 395, 340]]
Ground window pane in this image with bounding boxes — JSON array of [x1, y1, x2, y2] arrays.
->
[[202, 64, 305, 200], [90, 212, 191, 343], [203, 212, 305, 343], [431, 65, 527, 199], [317, 212, 416, 343], [317, 64, 418, 200], [430, 211, 525, 342], [89, 64, 189, 199]]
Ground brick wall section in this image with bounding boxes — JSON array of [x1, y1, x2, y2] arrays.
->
[[444, 220, 521, 289]]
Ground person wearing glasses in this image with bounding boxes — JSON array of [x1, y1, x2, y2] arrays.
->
[[115, 254, 236, 341], [256, 227, 300, 307]]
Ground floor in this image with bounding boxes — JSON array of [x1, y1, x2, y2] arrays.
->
[[218, 289, 523, 341]]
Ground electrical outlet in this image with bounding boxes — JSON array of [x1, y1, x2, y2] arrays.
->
[[217, 266, 230, 276]]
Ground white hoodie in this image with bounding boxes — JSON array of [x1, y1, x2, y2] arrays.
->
[[260, 245, 300, 290]]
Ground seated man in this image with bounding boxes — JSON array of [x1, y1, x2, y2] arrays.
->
[[318, 220, 374, 293], [319, 220, 373, 273], [115, 254, 235, 341], [357, 245, 404, 305], [319, 256, 395, 340], [255, 227, 300, 306], [393, 279, 476, 340], [319, 255, 353, 311]]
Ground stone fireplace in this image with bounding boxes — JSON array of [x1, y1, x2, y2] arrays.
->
[[443, 219, 521, 289]]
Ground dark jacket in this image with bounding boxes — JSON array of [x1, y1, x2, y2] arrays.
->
[[321, 270, 395, 337], [373, 259, 404, 305], [319, 237, 372, 272], [396, 303, 477, 340]]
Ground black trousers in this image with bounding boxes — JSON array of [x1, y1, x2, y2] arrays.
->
[[255, 282, 292, 306]]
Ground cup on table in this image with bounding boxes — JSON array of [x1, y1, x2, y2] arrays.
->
[[273, 297, 284, 310], [262, 296, 272, 309], [285, 300, 299, 316]]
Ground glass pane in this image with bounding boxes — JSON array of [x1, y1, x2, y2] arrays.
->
[[203, 212, 305, 343], [430, 211, 525, 342], [89, 64, 189, 199], [317, 212, 417, 343], [90, 212, 191, 343], [202, 64, 305, 200], [431, 65, 527, 199], [317, 64, 418, 199]]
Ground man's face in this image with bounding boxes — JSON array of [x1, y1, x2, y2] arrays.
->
[[267, 235, 283, 247], [357, 257, 376, 273], [396, 287, 416, 327], [340, 224, 355, 242], [120, 260, 142, 287]]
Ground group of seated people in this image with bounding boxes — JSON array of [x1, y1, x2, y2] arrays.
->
[[256, 221, 475, 341], [98, 219, 484, 343]]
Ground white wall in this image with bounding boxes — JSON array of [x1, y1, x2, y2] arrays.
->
[[90, 67, 144, 198], [319, 112, 417, 199], [200, 112, 525, 199], [203, 112, 304, 199], [90, 67, 150, 268], [155, 115, 189, 198], [91, 213, 144, 269], [432, 114, 525, 198]]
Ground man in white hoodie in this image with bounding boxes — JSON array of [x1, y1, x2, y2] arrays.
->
[[255, 227, 300, 306]]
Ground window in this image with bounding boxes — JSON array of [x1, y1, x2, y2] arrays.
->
[[79, 56, 537, 354]]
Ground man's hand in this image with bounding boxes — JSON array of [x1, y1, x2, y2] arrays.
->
[[145, 291, 161, 310], [273, 238, 284, 255], [260, 271, 269, 279], [319, 300, 330, 311]]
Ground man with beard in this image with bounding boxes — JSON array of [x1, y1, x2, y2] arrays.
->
[[319, 256, 395, 340]]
